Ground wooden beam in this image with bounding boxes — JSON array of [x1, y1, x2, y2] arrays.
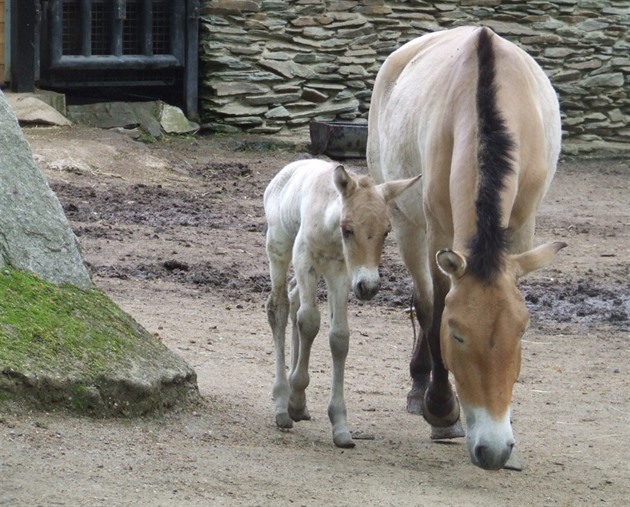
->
[[10, 0, 37, 92]]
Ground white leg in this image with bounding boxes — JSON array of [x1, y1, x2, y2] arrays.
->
[[288, 246, 320, 422], [288, 278, 300, 375], [325, 268, 354, 448], [266, 226, 293, 428]]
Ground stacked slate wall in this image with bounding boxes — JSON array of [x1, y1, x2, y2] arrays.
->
[[200, 0, 629, 146]]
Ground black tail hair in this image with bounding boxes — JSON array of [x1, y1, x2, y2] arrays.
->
[[467, 27, 515, 281]]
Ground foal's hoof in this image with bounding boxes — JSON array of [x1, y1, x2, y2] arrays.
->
[[430, 420, 465, 440], [333, 429, 356, 449], [275, 412, 293, 429]]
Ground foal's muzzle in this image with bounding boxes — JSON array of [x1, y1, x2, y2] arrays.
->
[[354, 279, 380, 301], [352, 268, 381, 301]]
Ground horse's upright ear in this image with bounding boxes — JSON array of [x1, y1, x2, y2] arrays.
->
[[376, 174, 421, 203], [333, 165, 358, 197], [436, 249, 467, 279], [511, 241, 567, 279]]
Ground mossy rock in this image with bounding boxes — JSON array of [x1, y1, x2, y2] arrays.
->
[[0, 269, 199, 416]]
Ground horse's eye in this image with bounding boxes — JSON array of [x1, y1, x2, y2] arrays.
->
[[341, 225, 354, 239], [453, 334, 464, 344]]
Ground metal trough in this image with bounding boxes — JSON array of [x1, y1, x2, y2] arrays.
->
[[309, 121, 368, 159]]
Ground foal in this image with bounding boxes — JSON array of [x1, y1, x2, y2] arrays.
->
[[264, 159, 418, 448]]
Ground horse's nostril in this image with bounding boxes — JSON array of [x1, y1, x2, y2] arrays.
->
[[475, 444, 488, 464], [357, 281, 365, 295], [474, 443, 512, 470]]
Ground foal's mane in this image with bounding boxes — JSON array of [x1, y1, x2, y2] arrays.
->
[[467, 27, 515, 281]]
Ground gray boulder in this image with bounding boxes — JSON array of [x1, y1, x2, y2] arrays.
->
[[0, 90, 199, 415], [0, 91, 92, 288]]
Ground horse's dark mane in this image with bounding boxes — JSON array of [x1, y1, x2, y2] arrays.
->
[[467, 27, 515, 281]]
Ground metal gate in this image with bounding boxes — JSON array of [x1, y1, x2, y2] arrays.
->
[[11, 0, 201, 119]]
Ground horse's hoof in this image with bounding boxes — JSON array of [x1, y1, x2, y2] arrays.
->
[[275, 412, 293, 429], [430, 420, 465, 440], [288, 404, 311, 422], [422, 392, 460, 428], [406, 390, 424, 415], [333, 430, 356, 449]]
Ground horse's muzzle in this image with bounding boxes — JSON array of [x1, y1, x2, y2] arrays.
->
[[472, 442, 514, 470], [464, 406, 515, 471]]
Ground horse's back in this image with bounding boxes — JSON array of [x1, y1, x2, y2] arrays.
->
[[367, 26, 560, 235], [369, 26, 559, 175]]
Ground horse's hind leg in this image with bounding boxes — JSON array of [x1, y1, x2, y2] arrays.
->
[[287, 278, 310, 421], [408, 322, 432, 415], [266, 228, 293, 429], [288, 249, 320, 423], [288, 277, 300, 373]]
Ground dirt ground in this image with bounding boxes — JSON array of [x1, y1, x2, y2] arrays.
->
[[1, 125, 628, 506]]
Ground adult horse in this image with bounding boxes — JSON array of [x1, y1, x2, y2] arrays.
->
[[265, 159, 418, 448], [367, 26, 566, 470]]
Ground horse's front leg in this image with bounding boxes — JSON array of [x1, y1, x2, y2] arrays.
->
[[325, 271, 355, 448], [288, 252, 320, 423], [409, 290, 463, 438], [388, 215, 433, 415], [422, 270, 464, 437]]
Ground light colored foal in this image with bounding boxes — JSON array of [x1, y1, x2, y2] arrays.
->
[[264, 158, 419, 448]]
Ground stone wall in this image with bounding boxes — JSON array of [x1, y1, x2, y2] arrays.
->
[[200, 0, 629, 146]]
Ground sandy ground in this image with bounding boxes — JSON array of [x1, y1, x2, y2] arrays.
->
[[1, 126, 628, 506]]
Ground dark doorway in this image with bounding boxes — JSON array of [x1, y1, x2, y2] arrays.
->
[[11, 0, 201, 119]]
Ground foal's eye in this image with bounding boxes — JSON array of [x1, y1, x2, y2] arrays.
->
[[341, 225, 354, 239]]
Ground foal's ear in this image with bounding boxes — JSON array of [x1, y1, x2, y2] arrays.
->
[[333, 165, 358, 197], [511, 241, 567, 279], [436, 249, 467, 279], [376, 174, 421, 203]]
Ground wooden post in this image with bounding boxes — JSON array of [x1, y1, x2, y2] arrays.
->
[[10, 0, 37, 92], [183, 0, 200, 121]]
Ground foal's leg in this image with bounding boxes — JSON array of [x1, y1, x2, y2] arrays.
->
[[265, 227, 293, 429], [325, 269, 354, 448], [288, 278, 300, 376], [287, 278, 310, 420], [288, 249, 320, 422]]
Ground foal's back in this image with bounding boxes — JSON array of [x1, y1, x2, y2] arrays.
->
[[264, 159, 341, 243]]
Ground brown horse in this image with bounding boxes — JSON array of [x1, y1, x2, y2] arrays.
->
[[264, 159, 419, 448], [367, 26, 566, 470]]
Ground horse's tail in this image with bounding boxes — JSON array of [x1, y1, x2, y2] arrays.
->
[[467, 26, 515, 281]]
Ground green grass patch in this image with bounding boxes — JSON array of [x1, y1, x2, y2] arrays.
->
[[0, 268, 145, 378]]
